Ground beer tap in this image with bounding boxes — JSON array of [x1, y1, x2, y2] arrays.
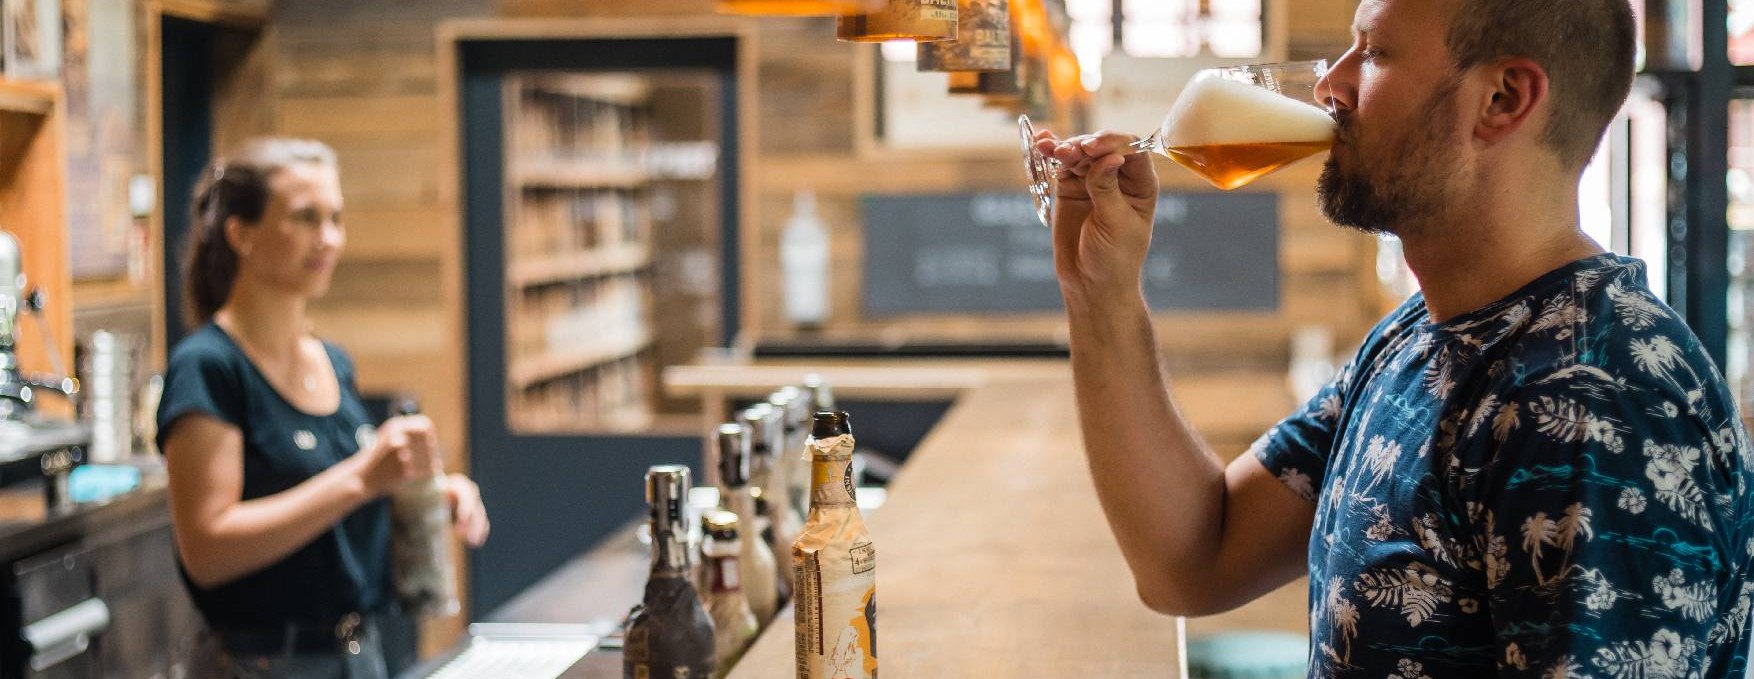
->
[[0, 231, 78, 421]]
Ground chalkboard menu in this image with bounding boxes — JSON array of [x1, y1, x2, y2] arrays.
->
[[860, 192, 1279, 315]]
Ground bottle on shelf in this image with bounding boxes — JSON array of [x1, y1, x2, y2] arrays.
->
[[386, 400, 461, 619], [779, 190, 830, 330], [717, 423, 781, 626], [793, 411, 877, 679], [701, 509, 760, 671], [624, 466, 717, 679], [742, 403, 801, 598]]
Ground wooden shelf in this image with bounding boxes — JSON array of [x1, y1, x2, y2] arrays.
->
[[0, 81, 56, 116], [521, 73, 652, 107], [509, 330, 652, 388], [514, 161, 648, 189], [508, 243, 651, 287], [71, 278, 152, 309]]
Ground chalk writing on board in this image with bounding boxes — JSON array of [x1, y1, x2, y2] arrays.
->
[[862, 192, 1279, 315]]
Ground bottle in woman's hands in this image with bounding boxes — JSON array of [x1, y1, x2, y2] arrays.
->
[[384, 400, 461, 619]]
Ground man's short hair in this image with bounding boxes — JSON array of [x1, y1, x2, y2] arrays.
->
[[1445, 0, 1637, 170]]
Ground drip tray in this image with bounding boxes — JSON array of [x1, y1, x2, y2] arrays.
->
[[425, 624, 599, 679]]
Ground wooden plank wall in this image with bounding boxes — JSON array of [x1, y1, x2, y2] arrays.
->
[[267, 0, 492, 652], [268, 0, 491, 472], [254, 0, 1367, 652], [495, 0, 1374, 457], [258, 0, 1371, 459]]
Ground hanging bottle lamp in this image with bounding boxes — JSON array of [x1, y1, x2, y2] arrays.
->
[[837, 0, 959, 42], [718, 0, 881, 17], [917, 0, 1011, 72]]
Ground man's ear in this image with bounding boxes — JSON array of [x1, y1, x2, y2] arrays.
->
[[1473, 57, 1549, 145]]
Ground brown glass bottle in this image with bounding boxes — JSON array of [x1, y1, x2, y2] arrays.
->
[[625, 466, 717, 679]]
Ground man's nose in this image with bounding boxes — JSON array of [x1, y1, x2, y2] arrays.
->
[[1315, 56, 1356, 115]]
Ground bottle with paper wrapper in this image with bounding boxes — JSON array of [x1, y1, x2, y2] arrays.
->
[[792, 411, 876, 679], [701, 509, 760, 671], [386, 399, 460, 619]]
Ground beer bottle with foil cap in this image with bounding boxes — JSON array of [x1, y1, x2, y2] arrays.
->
[[701, 510, 760, 671], [793, 412, 877, 679], [625, 466, 717, 679], [742, 403, 801, 597], [717, 423, 780, 625]]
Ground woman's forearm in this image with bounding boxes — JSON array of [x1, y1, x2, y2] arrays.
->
[[179, 457, 373, 589]]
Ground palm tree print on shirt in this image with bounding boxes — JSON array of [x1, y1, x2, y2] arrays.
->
[[1247, 255, 1754, 677]]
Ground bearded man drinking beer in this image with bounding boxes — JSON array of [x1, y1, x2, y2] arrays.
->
[[1033, 0, 1754, 675]]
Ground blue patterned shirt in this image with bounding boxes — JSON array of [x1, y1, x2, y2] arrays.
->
[[1255, 254, 1754, 678]]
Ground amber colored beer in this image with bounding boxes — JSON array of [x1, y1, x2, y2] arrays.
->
[[1164, 140, 1332, 191]]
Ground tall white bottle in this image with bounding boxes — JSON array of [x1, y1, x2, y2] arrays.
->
[[780, 190, 830, 329]]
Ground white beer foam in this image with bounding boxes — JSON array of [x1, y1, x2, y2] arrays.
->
[[1161, 73, 1335, 148]]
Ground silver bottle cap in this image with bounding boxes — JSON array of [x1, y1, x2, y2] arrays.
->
[[716, 423, 751, 488], [646, 465, 691, 530], [739, 403, 777, 456]]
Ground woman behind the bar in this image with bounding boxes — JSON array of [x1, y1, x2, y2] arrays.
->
[[157, 138, 489, 678]]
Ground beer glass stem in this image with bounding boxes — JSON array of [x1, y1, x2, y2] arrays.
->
[[1127, 130, 1164, 155]]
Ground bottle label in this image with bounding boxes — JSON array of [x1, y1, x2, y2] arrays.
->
[[850, 541, 876, 575], [625, 627, 649, 662], [808, 435, 857, 508], [919, 0, 958, 22]]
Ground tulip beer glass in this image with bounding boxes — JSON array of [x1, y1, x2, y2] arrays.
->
[[1019, 59, 1334, 227]]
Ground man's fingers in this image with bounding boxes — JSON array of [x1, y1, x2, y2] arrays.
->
[[1084, 155, 1138, 220], [1078, 132, 1140, 158]]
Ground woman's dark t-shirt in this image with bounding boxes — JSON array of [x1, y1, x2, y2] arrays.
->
[[156, 323, 391, 627]]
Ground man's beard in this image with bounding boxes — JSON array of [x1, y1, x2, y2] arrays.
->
[[1316, 82, 1462, 237]]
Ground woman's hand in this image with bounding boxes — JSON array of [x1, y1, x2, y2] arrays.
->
[[1031, 128, 1160, 304], [445, 474, 490, 547], [351, 415, 440, 498]]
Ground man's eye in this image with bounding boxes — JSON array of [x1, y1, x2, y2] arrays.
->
[[1360, 47, 1383, 61]]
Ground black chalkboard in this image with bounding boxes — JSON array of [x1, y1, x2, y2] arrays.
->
[[860, 192, 1280, 315]]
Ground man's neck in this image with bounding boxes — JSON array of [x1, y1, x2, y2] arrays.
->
[[1397, 190, 1603, 323], [216, 281, 310, 361]]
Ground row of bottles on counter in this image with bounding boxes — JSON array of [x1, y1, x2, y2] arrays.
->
[[509, 275, 647, 365], [509, 355, 650, 432], [513, 189, 647, 258], [625, 376, 878, 679]]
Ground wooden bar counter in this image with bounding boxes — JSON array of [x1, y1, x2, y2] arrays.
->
[[667, 361, 1189, 677]]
